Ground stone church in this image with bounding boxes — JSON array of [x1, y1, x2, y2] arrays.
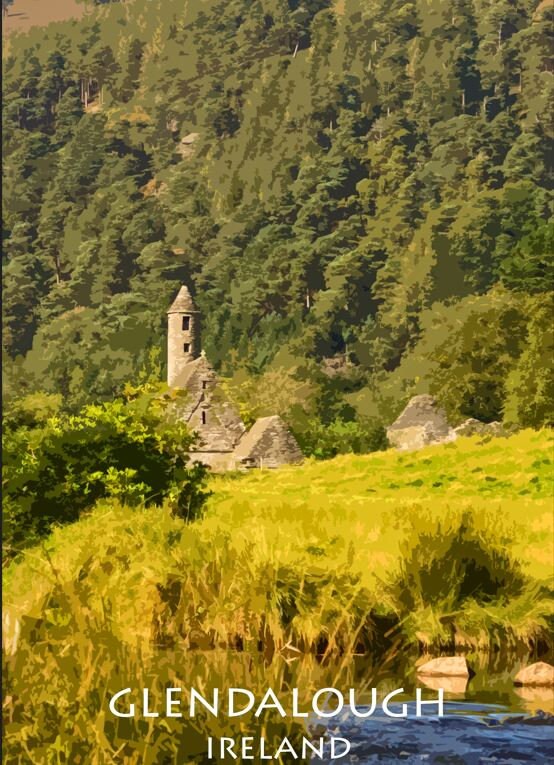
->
[[167, 285, 304, 471]]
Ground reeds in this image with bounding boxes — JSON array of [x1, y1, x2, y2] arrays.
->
[[3, 430, 553, 762]]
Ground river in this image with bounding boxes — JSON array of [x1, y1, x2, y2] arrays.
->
[[316, 654, 554, 763]]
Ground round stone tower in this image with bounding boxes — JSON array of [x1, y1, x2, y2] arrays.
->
[[167, 285, 201, 387]]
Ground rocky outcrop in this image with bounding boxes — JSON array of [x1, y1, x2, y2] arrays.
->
[[177, 132, 200, 159], [514, 662, 554, 687], [417, 656, 471, 677], [321, 354, 354, 378], [453, 418, 506, 437], [387, 395, 455, 451], [387, 396, 513, 451]]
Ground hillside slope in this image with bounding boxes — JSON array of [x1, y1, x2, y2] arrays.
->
[[3, 0, 553, 433]]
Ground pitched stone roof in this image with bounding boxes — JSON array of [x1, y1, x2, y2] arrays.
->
[[172, 354, 213, 391], [233, 415, 303, 467], [167, 285, 199, 314], [169, 354, 246, 450], [189, 403, 243, 451], [387, 394, 450, 435]]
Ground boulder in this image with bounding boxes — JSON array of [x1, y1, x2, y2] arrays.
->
[[514, 662, 554, 687], [453, 418, 506, 437], [177, 132, 200, 158], [417, 656, 470, 678], [418, 674, 469, 694], [321, 353, 354, 378], [453, 418, 489, 436], [387, 395, 455, 451]]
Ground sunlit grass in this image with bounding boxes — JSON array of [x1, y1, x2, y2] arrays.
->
[[3, 430, 553, 762], [5, 430, 552, 653]]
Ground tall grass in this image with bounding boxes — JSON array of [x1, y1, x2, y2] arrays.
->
[[3, 430, 553, 762]]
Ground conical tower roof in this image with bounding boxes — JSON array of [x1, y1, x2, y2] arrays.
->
[[167, 285, 199, 314]]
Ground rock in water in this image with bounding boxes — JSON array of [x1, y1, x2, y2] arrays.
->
[[514, 662, 554, 687], [418, 674, 469, 694], [417, 657, 470, 677], [387, 395, 455, 451]]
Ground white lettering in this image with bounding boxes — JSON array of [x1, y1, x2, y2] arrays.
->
[[228, 688, 255, 717], [382, 688, 407, 718], [416, 687, 444, 716], [330, 738, 351, 759], [291, 688, 308, 717], [349, 687, 377, 717], [275, 737, 298, 758], [241, 737, 255, 759], [302, 737, 324, 758], [260, 737, 273, 759], [143, 688, 159, 717], [220, 738, 237, 759], [312, 688, 344, 718], [190, 688, 219, 717], [255, 688, 286, 718], [109, 688, 134, 718], [166, 688, 182, 717]]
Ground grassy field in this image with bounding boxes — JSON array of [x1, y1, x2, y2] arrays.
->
[[5, 429, 553, 652], [3, 430, 553, 762]]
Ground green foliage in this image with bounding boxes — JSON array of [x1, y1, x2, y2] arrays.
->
[[394, 513, 526, 613], [3, 430, 553, 760], [3, 385, 209, 558], [2, 0, 552, 431], [424, 290, 528, 423], [368, 288, 546, 426], [1, 391, 63, 428], [295, 416, 388, 459], [503, 295, 554, 428]]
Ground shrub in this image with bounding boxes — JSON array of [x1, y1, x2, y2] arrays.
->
[[503, 295, 554, 428], [3, 384, 209, 558], [393, 512, 526, 614], [295, 416, 388, 459]]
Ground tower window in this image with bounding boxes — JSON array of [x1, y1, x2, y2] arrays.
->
[[182, 316, 190, 331], [183, 343, 190, 353], [202, 380, 208, 389], [201, 410, 207, 425]]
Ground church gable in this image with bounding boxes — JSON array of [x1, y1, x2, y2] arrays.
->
[[173, 356, 245, 451], [188, 403, 240, 452], [175, 356, 218, 417]]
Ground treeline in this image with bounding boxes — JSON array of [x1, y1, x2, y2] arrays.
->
[[2, 0, 553, 439]]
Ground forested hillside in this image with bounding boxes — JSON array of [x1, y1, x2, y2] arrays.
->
[[3, 0, 553, 447]]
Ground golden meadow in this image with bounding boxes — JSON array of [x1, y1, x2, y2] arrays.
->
[[3, 430, 553, 762]]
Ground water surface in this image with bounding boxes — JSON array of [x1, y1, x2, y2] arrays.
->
[[317, 654, 554, 764]]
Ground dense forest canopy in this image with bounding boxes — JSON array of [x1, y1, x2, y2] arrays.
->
[[2, 0, 553, 443]]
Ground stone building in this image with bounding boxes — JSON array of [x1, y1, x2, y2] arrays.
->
[[233, 416, 304, 469], [386, 394, 455, 451], [166, 285, 303, 470], [386, 394, 510, 451]]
